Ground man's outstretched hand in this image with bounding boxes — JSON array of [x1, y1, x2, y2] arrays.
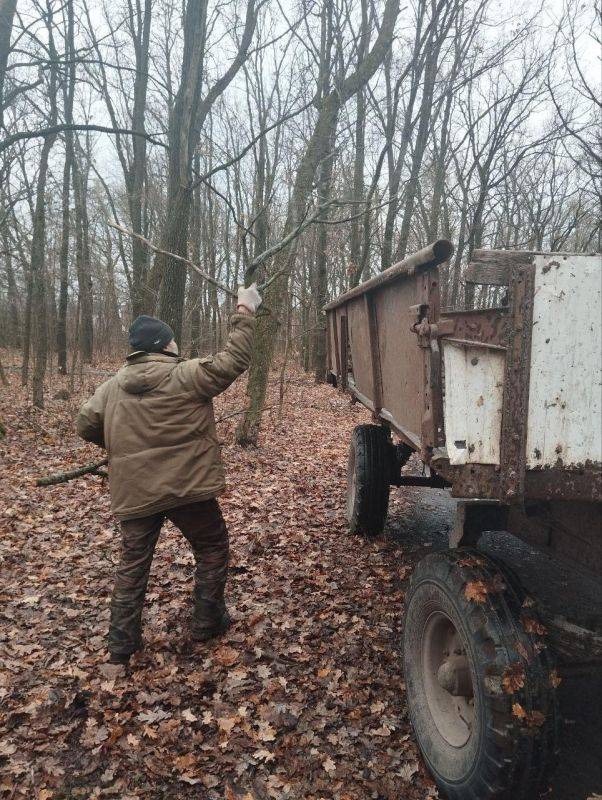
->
[[237, 283, 262, 315]]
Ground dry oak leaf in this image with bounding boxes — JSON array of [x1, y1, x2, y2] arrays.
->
[[464, 580, 489, 603], [465, 575, 505, 603], [142, 725, 158, 739], [502, 663, 525, 694], [254, 749, 275, 763], [175, 753, 197, 771], [217, 716, 238, 735], [322, 757, 336, 775], [137, 708, 170, 724], [458, 556, 486, 568], [398, 762, 419, 781], [215, 646, 239, 667], [98, 663, 126, 680], [526, 710, 546, 728], [256, 721, 277, 742], [180, 774, 203, 785], [522, 616, 547, 636], [549, 669, 562, 689], [512, 703, 546, 727]]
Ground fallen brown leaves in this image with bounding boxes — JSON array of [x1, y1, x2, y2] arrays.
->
[[0, 363, 432, 800], [502, 663, 526, 694], [511, 703, 546, 728], [463, 574, 506, 604]]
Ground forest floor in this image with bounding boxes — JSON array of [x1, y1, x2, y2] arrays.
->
[[0, 362, 440, 800]]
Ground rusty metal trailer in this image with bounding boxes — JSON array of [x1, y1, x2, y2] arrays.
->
[[325, 242, 602, 800]]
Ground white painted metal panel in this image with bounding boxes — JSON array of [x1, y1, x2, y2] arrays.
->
[[526, 254, 602, 468], [443, 341, 505, 465]]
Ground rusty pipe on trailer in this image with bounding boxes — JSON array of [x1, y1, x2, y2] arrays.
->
[[323, 239, 454, 311]]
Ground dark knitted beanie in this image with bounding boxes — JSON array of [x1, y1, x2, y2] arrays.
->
[[128, 315, 175, 353]]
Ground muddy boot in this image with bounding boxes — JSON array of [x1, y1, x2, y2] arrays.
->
[[108, 640, 143, 666], [109, 652, 132, 665], [191, 599, 232, 642]]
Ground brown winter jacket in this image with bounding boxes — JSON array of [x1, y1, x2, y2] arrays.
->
[[76, 313, 255, 520]]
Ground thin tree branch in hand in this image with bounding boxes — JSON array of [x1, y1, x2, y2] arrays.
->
[[107, 221, 238, 298], [36, 459, 109, 486], [251, 195, 399, 289]]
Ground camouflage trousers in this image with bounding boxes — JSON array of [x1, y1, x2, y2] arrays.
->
[[108, 498, 229, 657]]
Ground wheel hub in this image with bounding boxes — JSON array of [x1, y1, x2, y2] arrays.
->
[[422, 612, 476, 747], [437, 653, 473, 697]]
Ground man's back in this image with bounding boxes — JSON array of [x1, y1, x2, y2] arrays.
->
[[77, 312, 255, 520]]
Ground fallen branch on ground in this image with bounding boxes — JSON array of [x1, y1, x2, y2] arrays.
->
[[36, 459, 109, 486], [215, 404, 279, 423], [34, 406, 284, 485]]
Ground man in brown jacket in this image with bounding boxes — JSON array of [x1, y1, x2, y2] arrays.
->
[[76, 285, 261, 664]]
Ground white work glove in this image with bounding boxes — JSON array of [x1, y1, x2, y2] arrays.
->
[[237, 283, 262, 314]]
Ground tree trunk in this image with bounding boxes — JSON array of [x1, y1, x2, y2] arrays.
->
[[73, 152, 94, 363], [237, 0, 400, 444], [21, 265, 32, 386], [129, 0, 152, 317], [56, 0, 75, 374], [30, 4, 59, 406], [150, 0, 208, 334], [2, 224, 19, 345], [395, 0, 449, 261], [349, 88, 366, 275], [153, 0, 258, 340], [31, 135, 55, 407], [0, 0, 17, 130], [312, 125, 336, 383]]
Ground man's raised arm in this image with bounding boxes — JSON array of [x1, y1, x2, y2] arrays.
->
[[186, 284, 261, 400]]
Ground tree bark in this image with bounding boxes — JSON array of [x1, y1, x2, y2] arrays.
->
[[153, 0, 259, 340], [31, 135, 54, 407], [73, 150, 94, 363], [237, 0, 400, 444], [0, 0, 17, 130], [57, 0, 75, 374], [31, 4, 59, 407]]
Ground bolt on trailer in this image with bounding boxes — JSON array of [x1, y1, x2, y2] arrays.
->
[[324, 241, 602, 800]]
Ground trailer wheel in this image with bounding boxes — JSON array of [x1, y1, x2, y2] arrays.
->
[[347, 424, 392, 537], [403, 549, 558, 800]]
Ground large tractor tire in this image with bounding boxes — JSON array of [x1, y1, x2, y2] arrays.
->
[[346, 424, 392, 537], [403, 549, 558, 800]]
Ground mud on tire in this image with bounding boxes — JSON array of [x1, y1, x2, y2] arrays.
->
[[346, 424, 392, 537], [403, 548, 559, 800]]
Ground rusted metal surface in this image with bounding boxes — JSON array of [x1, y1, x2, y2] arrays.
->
[[449, 500, 509, 548], [498, 264, 535, 502], [339, 315, 348, 390], [438, 308, 510, 348], [525, 463, 602, 503], [325, 243, 601, 509], [374, 279, 424, 440], [364, 293, 383, 414], [324, 239, 453, 311], [431, 462, 501, 499], [331, 310, 340, 377], [506, 500, 602, 574], [526, 254, 602, 469]]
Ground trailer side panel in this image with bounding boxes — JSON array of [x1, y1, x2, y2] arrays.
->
[[526, 253, 602, 469]]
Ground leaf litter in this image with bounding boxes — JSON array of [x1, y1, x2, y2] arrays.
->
[[0, 365, 433, 799]]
